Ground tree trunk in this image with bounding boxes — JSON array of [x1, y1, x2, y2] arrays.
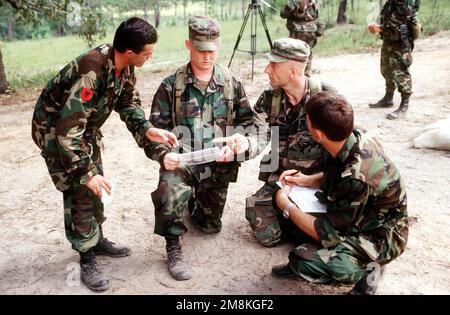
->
[[0, 48, 9, 94], [241, 0, 245, 19], [144, 2, 148, 21], [154, 1, 161, 28], [220, 0, 224, 20], [7, 19, 13, 41], [174, 0, 178, 17], [351, 0, 354, 11], [204, 0, 207, 15], [379, 0, 383, 10], [337, 0, 348, 24]]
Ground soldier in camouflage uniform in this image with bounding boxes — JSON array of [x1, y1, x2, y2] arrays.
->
[[245, 38, 336, 248], [280, 0, 325, 76], [31, 17, 178, 292], [271, 92, 408, 295], [368, 0, 421, 120], [146, 16, 261, 281]]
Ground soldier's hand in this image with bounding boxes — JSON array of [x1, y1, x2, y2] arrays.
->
[[368, 23, 382, 34], [163, 152, 180, 170], [216, 145, 234, 163], [275, 185, 292, 212], [146, 128, 179, 148], [214, 134, 249, 155], [86, 175, 111, 198], [279, 169, 308, 187]]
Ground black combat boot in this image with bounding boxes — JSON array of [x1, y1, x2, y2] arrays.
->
[[80, 249, 110, 292], [271, 263, 297, 279], [165, 237, 192, 281], [93, 237, 131, 257], [369, 90, 394, 108], [347, 266, 386, 295], [93, 226, 130, 257], [387, 93, 410, 120]]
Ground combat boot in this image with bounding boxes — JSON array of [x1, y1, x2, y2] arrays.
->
[[369, 90, 394, 108], [387, 93, 410, 120], [165, 237, 192, 281], [93, 237, 131, 257], [347, 266, 386, 295], [80, 249, 110, 292]]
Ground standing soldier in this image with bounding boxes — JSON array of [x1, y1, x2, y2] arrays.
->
[[31, 17, 178, 292], [245, 38, 336, 248], [280, 0, 325, 76], [272, 92, 408, 295], [368, 0, 421, 120], [146, 16, 261, 281]]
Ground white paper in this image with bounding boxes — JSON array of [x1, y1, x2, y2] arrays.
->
[[277, 181, 327, 213], [177, 147, 222, 165], [100, 182, 114, 205]]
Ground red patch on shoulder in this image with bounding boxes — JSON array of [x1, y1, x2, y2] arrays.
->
[[80, 87, 94, 102]]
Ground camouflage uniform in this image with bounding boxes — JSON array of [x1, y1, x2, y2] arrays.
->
[[287, 128, 408, 284], [245, 78, 336, 247], [147, 63, 258, 236], [31, 44, 152, 253], [280, 0, 324, 76], [379, 0, 421, 96]]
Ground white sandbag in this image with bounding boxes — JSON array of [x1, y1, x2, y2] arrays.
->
[[413, 118, 450, 151]]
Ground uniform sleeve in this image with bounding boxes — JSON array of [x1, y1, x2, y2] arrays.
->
[[114, 74, 153, 148], [55, 76, 99, 183], [411, 0, 420, 25], [231, 78, 269, 159], [280, 0, 296, 19], [250, 90, 272, 158], [143, 79, 173, 163], [314, 178, 369, 248]]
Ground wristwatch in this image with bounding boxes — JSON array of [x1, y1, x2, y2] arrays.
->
[[80, 174, 91, 185], [283, 202, 296, 219]]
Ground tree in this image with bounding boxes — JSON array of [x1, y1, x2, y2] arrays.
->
[[0, 0, 106, 94], [337, 0, 348, 24]]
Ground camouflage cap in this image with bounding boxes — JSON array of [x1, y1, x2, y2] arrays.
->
[[265, 38, 310, 63], [188, 15, 221, 51]]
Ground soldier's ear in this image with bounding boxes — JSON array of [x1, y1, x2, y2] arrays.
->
[[185, 40, 191, 50], [124, 49, 134, 57]]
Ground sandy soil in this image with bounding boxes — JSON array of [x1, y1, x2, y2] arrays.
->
[[0, 32, 449, 295]]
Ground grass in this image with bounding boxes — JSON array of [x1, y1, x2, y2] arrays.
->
[[2, 0, 449, 90]]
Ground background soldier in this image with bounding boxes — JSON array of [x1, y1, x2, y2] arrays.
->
[[368, 0, 421, 120], [280, 0, 325, 76], [31, 17, 178, 292], [146, 16, 261, 281], [245, 38, 336, 248], [272, 92, 409, 295]]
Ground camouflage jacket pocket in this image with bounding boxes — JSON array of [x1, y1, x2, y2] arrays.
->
[[214, 161, 240, 183]]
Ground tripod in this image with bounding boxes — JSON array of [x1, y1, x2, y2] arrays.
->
[[228, 0, 274, 81]]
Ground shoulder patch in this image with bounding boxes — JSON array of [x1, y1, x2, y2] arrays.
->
[[80, 87, 94, 102]]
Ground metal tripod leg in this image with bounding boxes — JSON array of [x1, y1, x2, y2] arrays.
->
[[228, 4, 253, 68], [228, 3, 274, 81]]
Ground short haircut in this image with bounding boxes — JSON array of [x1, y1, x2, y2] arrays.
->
[[305, 92, 354, 141], [113, 17, 157, 53]]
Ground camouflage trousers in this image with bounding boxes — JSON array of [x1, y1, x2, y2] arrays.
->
[[380, 43, 413, 95], [246, 182, 370, 284], [290, 32, 317, 77], [41, 135, 104, 253], [245, 182, 310, 247], [288, 242, 369, 285], [151, 165, 229, 237]]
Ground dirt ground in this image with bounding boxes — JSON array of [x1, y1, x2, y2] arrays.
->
[[0, 32, 449, 295]]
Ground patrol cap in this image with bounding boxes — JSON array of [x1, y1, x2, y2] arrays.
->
[[188, 15, 221, 51], [265, 38, 310, 63]]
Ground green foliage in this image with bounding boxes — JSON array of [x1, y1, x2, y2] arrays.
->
[[2, 0, 450, 90]]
